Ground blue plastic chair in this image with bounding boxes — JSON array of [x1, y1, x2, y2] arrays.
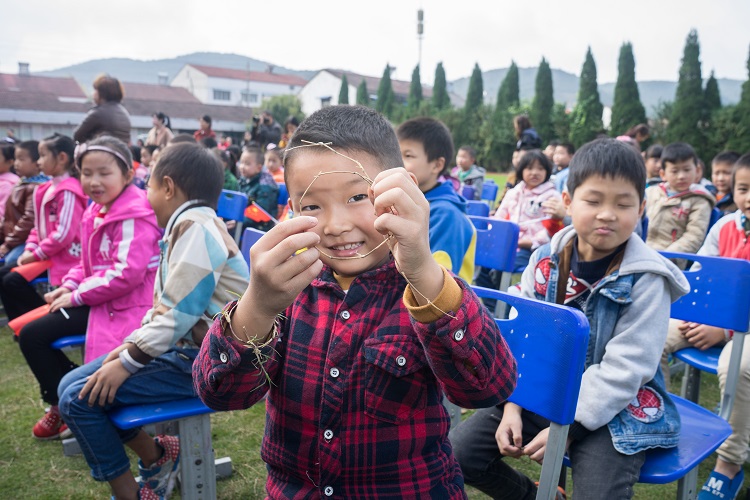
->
[[706, 207, 723, 235], [461, 185, 475, 200], [480, 180, 499, 205], [469, 216, 519, 317], [277, 183, 288, 205], [471, 286, 589, 500], [240, 227, 266, 267], [216, 189, 249, 243], [465, 200, 490, 217]]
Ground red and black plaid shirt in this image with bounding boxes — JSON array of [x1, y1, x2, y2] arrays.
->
[[194, 261, 516, 499]]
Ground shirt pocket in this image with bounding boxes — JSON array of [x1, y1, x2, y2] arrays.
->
[[362, 335, 429, 425]]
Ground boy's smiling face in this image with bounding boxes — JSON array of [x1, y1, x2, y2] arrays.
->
[[563, 174, 645, 261], [286, 149, 391, 277]]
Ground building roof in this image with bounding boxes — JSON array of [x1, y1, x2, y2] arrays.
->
[[0, 73, 86, 98], [324, 69, 434, 99], [122, 82, 200, 103], [184, 64, 308, 87]]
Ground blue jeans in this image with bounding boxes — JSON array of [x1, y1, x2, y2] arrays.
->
[[57, 347, 198, 482], [3, 244, 24, 266]]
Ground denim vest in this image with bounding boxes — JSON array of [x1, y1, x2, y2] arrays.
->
[[533, 244, 681, 455]]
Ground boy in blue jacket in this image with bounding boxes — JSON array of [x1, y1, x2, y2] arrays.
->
[[451, 138, 690, 499], [397, 117, 476, 282]]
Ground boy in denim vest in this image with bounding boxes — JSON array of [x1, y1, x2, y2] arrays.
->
[[450, 138, 689, 499]]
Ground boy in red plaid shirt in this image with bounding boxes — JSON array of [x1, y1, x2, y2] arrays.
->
[[194, 105, 517, 499]]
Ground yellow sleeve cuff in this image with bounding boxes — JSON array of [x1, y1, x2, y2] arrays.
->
[[404, 266, 463, 323]]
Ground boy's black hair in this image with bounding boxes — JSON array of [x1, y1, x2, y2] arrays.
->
[[129, 145, 141, 163], [142, 144, 159, 156], [16, 140, 40, 162], [201, 114, 212, 126], [152, 143, 224, 209], [547, 139, 560, 149], [396, 117, 454, 177], [567, 138, 646, 202], [0, 144, 14, 162], [660, 142, 698, 168], [645, 144, 663, 160], [713, 150, 741, 166], [732, 153, 750, 190], [284, 105, 403, 172], [556, 142, 575, 155], [79, 135, 133, 176], [516, 150, 553, 183], [265, 147, 283, 160], [169, 133, 197, 144], [242, 147, 265, 165], [458, 145, 477, 161], [41, 133, 77, 177], [201, 137, 218, 149]]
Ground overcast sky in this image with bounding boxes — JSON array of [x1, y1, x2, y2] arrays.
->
[[2, 0, 748, 85]]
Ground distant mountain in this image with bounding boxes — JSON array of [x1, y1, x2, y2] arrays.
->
[[449, 67, 743, 116], [35, 52, 317, 94]]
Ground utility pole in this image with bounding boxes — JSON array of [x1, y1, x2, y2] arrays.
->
[[417, 9, 424, 69]]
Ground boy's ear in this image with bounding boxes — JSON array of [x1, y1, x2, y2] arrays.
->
[[638, 198, 646, 218], [562, 190, 573, 215], [433, 157, 446, 176], [161, 175, 176, 200]]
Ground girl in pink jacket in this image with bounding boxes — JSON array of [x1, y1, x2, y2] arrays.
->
[[0, 134, 87, 320], [18, 136, 161, 441]]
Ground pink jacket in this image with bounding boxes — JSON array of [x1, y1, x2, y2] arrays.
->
[[495, 180, 561, 249], [0, 171, 20, 220], [24, 176, 87, 285], [61, 184, 161, 362]]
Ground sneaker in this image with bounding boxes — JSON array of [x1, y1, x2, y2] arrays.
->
[[32, 406, 70, 440], [698, 469, 744, 499], [138, 435, 180, 498]]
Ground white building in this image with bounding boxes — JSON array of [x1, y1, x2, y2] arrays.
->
[[298, 69, 465, 117], [171, 64, 307, 108]]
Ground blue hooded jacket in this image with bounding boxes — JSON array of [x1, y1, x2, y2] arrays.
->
[[424, 181, 476, 282]]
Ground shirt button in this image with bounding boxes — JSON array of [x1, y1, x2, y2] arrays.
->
[[324, 486, 334, 496], [340, 310, 350, 320], [219, 352, 228, 363], [396, 355, 406, 367], [323, 429, 334, 440], [454, 329, 465, 342], [330, 367, 340, 378]]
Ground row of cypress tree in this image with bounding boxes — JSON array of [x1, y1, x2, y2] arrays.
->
[[341, 30, 750, 169]]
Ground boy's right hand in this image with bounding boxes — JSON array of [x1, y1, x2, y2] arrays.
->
[[678, 321, 726, 350], [496, 406, 524, 458], [233, 217, 322, 342]]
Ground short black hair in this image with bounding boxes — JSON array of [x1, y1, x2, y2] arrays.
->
[[556, 142, 575, 155], [396, 117, 454, 177], [242, 147, 264, 165], [17, 140, 39, 162], [201, 114, 212, 126], [516, 149, 553, 183], [129, 145, 141, 163], [201, 137, 218, 149], [645, 144, 663, 160], [567, 138, 646, 202], [284, 105, 403, 173], [142, 144, 159, 156], [152, 143, 224, 209], [41, 133, 77, 176], [458, 145, 477, 161], [661, 142, 698, 168], [732, 153, 750, 191], [0, 144, 14, 162], [169, 133, 197, 144], [713, 150, 741, 166], [546, 140, 560, 149]]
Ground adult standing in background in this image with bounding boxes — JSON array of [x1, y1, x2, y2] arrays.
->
[[73, 75, 131, 144], [194, 115, 216, 142], [146, 112, 174, 148], [250, 110, 282, 150]]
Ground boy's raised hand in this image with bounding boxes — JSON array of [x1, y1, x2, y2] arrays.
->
[[233, 216, 323, 342], [370, 168, 443, 305], [496, 409, 524, 458]]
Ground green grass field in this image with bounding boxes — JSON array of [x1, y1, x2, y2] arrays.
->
[[1, 325, 747, 499]]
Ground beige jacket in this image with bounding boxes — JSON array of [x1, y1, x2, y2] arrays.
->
[[645, 182, 715, 254]]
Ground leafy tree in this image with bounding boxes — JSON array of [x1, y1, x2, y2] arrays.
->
[[483, 62, 519, 167], [727, 44, 750, 153], [432, 62, 450, 110], [610, 42, 647, 136], [408, 64, 423, 114], [704, 71, 721, 115], [259, 94, 304, 126], [464, 63, 484, 116], [495, 61, 520, 112], [667, 30, 706, 156], [375, 64, 395, 118], [531, 57, 554, 144], [552, 103, 571, 145], [356, 80, 369, 106], [338, 74, 349, 105], [569, 48, 604, 147]]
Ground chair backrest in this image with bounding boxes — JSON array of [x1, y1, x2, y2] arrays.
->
[[660, 251, 750, 332], [466, 200, 490, 217], [216, 189, 248, 222], [707, 207, 722, 235], [277, 183, 289, 206], [481, 180, 499, 203], [241, 227, 266, 266], [469, 216, 519, 273], [472, 286, 589, 424], [461, 185, 475, 200]]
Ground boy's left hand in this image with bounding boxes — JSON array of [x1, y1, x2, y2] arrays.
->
[[370, 168, 443, 304], [680, 322, 726, 350], [523, 428, 573, 464], [79, 345, 131, 406]]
